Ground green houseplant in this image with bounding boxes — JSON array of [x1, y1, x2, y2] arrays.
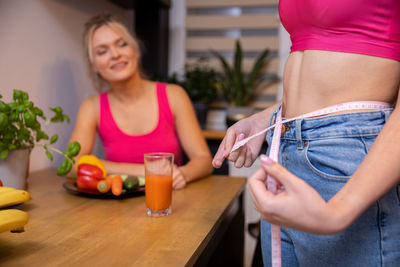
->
[[182, 59, 220, 105], [182, 60, 220, 128], [153, 60, 220, 128], [0, 89, 80, 188], [211, 39, 277, 125]]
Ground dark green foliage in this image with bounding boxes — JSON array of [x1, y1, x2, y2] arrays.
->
[[212, 39, 277, 106], [0, 89, 81, 176], [182, 60, 220, 104], [153, 59, 220, 104]]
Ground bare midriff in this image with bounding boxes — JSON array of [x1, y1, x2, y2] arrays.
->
[[282, 50, 400, 118]]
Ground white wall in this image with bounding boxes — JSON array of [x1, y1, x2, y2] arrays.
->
[[0, 0, 133, 172]]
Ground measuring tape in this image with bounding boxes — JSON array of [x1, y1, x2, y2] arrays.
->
[[230, 101, 391, 267], [231, 101, 391, 152]]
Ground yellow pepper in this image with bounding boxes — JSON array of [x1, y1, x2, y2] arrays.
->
[[77, 155, 107, 178]]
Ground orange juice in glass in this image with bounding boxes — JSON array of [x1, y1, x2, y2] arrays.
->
[[144, 153, 174, 217]]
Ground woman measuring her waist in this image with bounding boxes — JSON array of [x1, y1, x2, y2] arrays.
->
[[284, 51, 399, 117], [213, 0, 400, 266]]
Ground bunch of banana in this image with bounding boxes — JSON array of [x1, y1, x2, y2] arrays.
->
[[0, 186, 30, 233]]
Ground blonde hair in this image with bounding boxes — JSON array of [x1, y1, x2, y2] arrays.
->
[[83, 13, 142, 92]]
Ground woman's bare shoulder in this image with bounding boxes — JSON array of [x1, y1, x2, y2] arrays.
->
[[165, 83, 189, 101], [77, 94, 101, 121], [80, 94, 99, 109]]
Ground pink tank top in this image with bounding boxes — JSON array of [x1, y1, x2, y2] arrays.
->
[[98, 82, 182, 165], [279, 0, 400, 61]]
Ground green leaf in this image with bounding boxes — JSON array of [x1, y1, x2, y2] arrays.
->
[[0, 101, 8, 112], [13, 89, 22, 101], [24, 101, 33, 109], [50, 106, 62, 113], [45, 150, 54, 161], [63, 115, 70, 123], [7, 144, 16, 150], [16, 104, 25, 113], [57, 159, 72, 176], [36, 130, 49, 142], [0, 113, 8, 129], [0, 150, 8, 159], [49, 106, 66, 123], [65, 141, 81, 157], [23, 110, 36, 127], [50, 134, 58, 144], [32, 107, 45, 119], [210, 49, 234, 86], [22, 91, 29, 101], [247, 48, 270, 89]]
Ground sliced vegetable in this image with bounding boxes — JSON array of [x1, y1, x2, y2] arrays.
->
[[120, 174, 128, 182], [77, 164, 103, 180], [97, 180, 111, 193], [138, 176, 145, 187], [123, 176, 139, 192]]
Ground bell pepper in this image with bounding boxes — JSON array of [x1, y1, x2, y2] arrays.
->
[[77, 155, 106, 178], [76, 175, 99, 192], [77, 164, 103, 180]]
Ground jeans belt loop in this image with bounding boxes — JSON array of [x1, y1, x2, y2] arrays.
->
[[383, 108, 391, 122], [295, 118, 303, 150]]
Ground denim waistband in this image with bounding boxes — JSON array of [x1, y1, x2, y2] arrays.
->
[[269, 105, 393, 141]]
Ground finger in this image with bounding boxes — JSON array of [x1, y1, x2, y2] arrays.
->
[[247, 168, 274, 212], [227, 133, 245, 162], [173, 176, 186, 190], [259, 155, 299, 191], [212, 139, 227, 168], [173, 176, 182, 189], [234, 145, 247, 168], [244, 145, 254, 167], [224, 129, 241, 156]]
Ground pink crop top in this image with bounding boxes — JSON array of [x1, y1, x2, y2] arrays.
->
[[279, 0, 400, 61], [98, 82, 182, 165]]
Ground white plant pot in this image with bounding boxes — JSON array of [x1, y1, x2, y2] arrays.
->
[[226, 106, 255, 127], [0, 149, 30, 189]]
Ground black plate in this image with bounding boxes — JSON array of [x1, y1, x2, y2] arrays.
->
[[63, 179, 145, 199]]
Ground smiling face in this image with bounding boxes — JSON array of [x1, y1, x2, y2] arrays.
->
[[90, 25, 139, 84]]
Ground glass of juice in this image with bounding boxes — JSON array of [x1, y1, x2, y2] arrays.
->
[[144, 152, 174, 217]]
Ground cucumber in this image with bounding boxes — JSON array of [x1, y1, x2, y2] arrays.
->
[[123, 176, 139, 192], [138, 176, 145, 187], [120, 174, 129, 182]]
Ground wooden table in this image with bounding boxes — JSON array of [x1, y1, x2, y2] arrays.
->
[[202, 130, 226, 141], [0, 169, 246, 267]]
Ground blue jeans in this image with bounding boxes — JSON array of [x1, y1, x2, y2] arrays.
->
[[261, 107, 400, 266]]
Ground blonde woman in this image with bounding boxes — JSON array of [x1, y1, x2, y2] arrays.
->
[[69, 13, 212, 189]]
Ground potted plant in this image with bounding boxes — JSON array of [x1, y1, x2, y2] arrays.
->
[[181, 59, 220, 129], [211, 39, 278, 126], [0, 89, 81, 189], [153, 60, 220, 129]]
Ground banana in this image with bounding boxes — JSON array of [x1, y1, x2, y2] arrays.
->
[[0, 209, 29, 233], [0, 186, 18, 193], [0, 187, 31, 208]]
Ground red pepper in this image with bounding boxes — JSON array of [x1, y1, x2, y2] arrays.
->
[[77, 164, 103, 180], [76, 175, 99, 191]]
